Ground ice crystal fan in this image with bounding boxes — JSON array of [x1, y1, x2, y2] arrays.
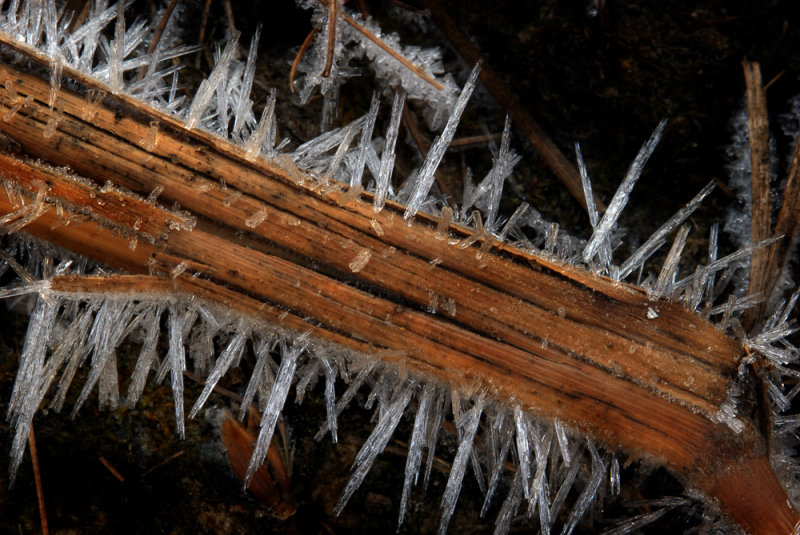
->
[[0, 2, 799, 534]]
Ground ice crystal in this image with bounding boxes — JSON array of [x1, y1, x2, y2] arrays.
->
[[335, 379, 415, 516], [374, 89, 405, 212], [2, 1, 800, 533], [189, 323, 249, 419], [398, 382, 435, 527], [438, 395, 485, 534], [562, 440, 607, 535], [405, 62, 481, 219], [185, 36, 239, 130], [7, 294, 60, 484], [245, 335, 308, 486], [350, 93, 380, 188], [583, 119, 667, 265]]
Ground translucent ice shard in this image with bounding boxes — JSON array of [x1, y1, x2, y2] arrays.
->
[[71, 299, 139, 416], [549, 451, 580, 521], [514, 405, 532, 499], [423, 387, 447, 491], [576, 142, 612, 268], [126, 304, 164, 407], [609, 456, 621, 495], [319, 353, 339, 443], [239, 334, 276, 420], [189, 322, 249, 418], [107, 2, 126, 93], [562, 440, 606, 535], [481, 409, 514, 517], [398, 382, 435, 528], [494, 465, 525, 535], [601, 498, 688, 535], [438, 395, 485, 535], [245, 335, 308, 487], [620, 182, 715, 279], [350, 93, 380, 188], [327, 122, 358, 179], [554, 418, 571, 466], [374, 89, 405, 212], [405, 63, 481, 219], [583, 119, 667, 264], [231, 26, 261, 140], [7, 293, 60, 484], [486, 114, 515, 230], [162, 304, 198, 439], [314, 360, 377, 440], [186, 35, 239, 130], [335, 380, 415, 515], [244, 89, 277, 161], [651, 224, 690, 298]]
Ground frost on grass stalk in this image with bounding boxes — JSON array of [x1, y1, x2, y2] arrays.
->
[[0, 2, 800, 535]]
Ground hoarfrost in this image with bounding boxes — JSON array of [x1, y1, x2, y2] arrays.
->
[[438, 395, 485, 534], [189, 323, 249, 418], [583, 119, 667, 265], [335, 379, 415, 515], [244, 89, 277, 161], [245, 335, 308, 486], [351, 93, 380, 187], [562, 440, 607, 535], [319, 353, 339, 444], [186, 36, 239, 130], [374, 89, 405, 211], [7, 293, 60, 484], [405, 63, 481, 219], [398, 382, 435, 528]]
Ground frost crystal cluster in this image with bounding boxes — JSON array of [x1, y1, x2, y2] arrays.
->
[[1, 1, 799, 534]]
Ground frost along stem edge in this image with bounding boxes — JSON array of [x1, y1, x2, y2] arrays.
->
[[0, 47, 797, 534]]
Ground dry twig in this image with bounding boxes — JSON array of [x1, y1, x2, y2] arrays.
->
[[743, 60, 773, 328], [28, 425, 49, 535]]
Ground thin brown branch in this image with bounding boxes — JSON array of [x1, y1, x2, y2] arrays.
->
[[342, 12, 444, 91], [356, 0, 369, 18], [290, 28, 319, 94], [223, 0, 237, 38], [98, 457, 125, 482], [184, 370, 244, 403], [448, 133, 502, 149], [742, 60, 773, 329], [763, 122, 800, 310], [141, 451, 185, 478], [28, 425, 49, 535], [416, 0, 603, 213], [322, 0, 338, 78], [194, 0, 213, 70]]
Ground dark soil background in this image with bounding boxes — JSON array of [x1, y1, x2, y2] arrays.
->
[[2, 1, 800, 534]]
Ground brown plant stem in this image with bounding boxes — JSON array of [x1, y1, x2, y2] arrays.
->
[[28, 425, 49, 535], [743, 60, 773, 329], [0, 46, 797, 535]]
